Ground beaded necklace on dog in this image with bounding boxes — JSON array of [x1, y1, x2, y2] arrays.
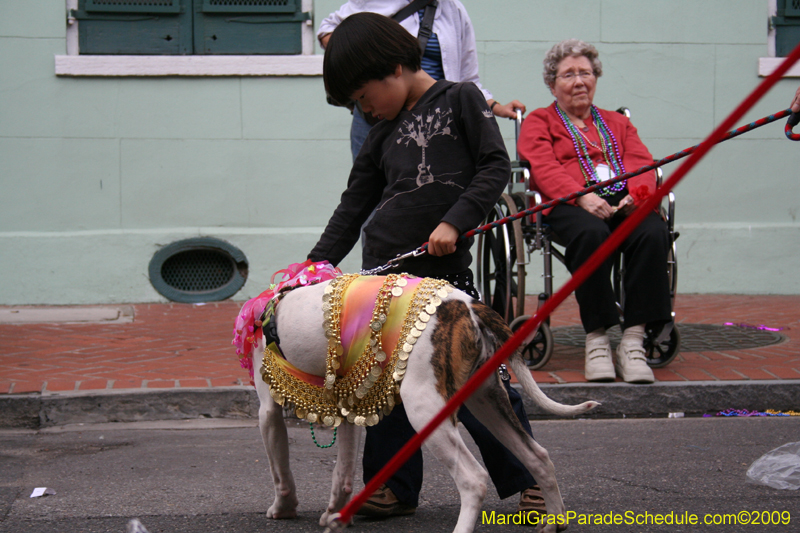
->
[[555, 103, 627, 197]]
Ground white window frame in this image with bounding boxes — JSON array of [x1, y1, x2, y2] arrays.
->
[[56, 0, 323, 76], [760, 0, 800, 77]]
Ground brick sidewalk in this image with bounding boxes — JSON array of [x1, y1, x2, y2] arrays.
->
[[1, 294, 799, 395]]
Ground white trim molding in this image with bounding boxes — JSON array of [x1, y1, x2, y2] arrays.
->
[[758, 57, 800, 78], [55, 54, 324, 76]]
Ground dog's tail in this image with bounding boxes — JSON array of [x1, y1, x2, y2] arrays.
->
[[470, 301, 600, 417]]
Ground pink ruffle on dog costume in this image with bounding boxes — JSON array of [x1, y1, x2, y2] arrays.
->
[[232, 260, 342, 379]]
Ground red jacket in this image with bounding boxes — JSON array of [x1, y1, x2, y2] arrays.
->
[[518, 102, 656, 215]]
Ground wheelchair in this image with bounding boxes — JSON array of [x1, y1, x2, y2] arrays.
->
[[477, 108, 681, 370]]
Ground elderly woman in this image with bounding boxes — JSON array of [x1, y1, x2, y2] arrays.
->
[[518, 39, 671, 384]]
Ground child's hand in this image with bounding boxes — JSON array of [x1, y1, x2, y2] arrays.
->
[[427, 222, 460, 256]]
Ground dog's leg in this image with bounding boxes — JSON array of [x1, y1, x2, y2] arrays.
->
[[254, 342, 299, 519], [463, 384, 567, 533], [400, 361, 490, 533], [319, 423, 362, 527]]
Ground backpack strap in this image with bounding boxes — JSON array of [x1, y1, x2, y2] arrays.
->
[[416, 0, 438, 53], [391, 0, 433, 23]]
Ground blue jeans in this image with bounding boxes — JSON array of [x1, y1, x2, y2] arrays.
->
[[350, 109, 373, 162]]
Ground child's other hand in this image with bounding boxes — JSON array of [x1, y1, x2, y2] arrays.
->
[[427, 222, 460, 256]]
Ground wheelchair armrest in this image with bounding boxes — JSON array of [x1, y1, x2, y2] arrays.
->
[[512, 160, 531, 170]]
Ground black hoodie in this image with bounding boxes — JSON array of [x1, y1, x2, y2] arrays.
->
[[309, 79, 511, 277]]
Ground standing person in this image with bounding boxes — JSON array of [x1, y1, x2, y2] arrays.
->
[[518, 39, 672, 384], [792, 85, 800, 112], [318, 0, 526, 161], [308, 12, 544, 519]]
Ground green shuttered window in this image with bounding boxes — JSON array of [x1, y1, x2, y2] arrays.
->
[[72, 0, 309, 55], [775, 0, 800, 56]]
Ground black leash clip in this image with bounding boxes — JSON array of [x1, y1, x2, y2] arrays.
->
[[786, 109, 800, 141]]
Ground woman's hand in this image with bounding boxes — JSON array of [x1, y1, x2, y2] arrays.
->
[[576, 192, 614, 220], [615, 194, 637, 217], [319, 33, 331, 49], [427, 222, 460, 256], [491, 99, 527, 119], [792, 86, 800, 113]]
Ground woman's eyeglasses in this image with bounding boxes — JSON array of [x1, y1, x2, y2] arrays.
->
[[556, 70, 595, 82]]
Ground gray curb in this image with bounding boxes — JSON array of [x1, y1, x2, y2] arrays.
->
[[2, 381, 800, 429], [522, 380, 800, 418], [0, 387, 260, 429]]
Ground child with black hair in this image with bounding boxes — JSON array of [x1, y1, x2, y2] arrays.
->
[[308, 11, 543, 519]]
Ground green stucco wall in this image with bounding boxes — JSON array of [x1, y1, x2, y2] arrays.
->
[[1, 0, 798, 304]]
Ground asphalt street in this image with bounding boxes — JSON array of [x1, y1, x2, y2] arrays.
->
[[1, 417, 799, 533]]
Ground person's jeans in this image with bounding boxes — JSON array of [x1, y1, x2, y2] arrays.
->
[[350, 109, 373, 162]]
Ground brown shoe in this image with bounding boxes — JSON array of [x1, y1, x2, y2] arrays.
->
[[355, 484, 416, 517], [517, 485, 546, 518]]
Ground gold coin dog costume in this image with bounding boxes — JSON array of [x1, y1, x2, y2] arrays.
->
[[235, 260, 599, 532], [260, 273, 452, 428]]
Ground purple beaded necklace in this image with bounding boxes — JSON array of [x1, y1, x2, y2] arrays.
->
[[555, 103, 627, 197]]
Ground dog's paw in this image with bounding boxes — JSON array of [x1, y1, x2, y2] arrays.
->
[[537, 518, 569, 533], [267, 495, 298, 520], [320, 510, 351, 528], [267, 506, 298, 519]]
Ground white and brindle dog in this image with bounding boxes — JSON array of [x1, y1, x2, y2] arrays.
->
[[252, 277, 598, 533]]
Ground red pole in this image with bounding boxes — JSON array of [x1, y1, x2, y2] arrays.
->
[[329, 41, 800, 530]]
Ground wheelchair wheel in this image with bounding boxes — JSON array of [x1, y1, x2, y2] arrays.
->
[[645, 324, 681, 368], [476, 194, 526, 322], [509, 315, 554, 370]]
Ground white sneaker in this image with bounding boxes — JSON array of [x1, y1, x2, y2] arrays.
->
[[615, 342, 654, 383], [584, 330, 615, 382]]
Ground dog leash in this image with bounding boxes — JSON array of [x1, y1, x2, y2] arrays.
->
[[361, 107, 800, 276]]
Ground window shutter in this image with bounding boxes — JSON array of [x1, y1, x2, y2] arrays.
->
[[194, 0, 309, 54], [84, 0, 182, 14], [775, 0, 800, 56], [74, 0, 192, 54], [201, 0, 298, 14]]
